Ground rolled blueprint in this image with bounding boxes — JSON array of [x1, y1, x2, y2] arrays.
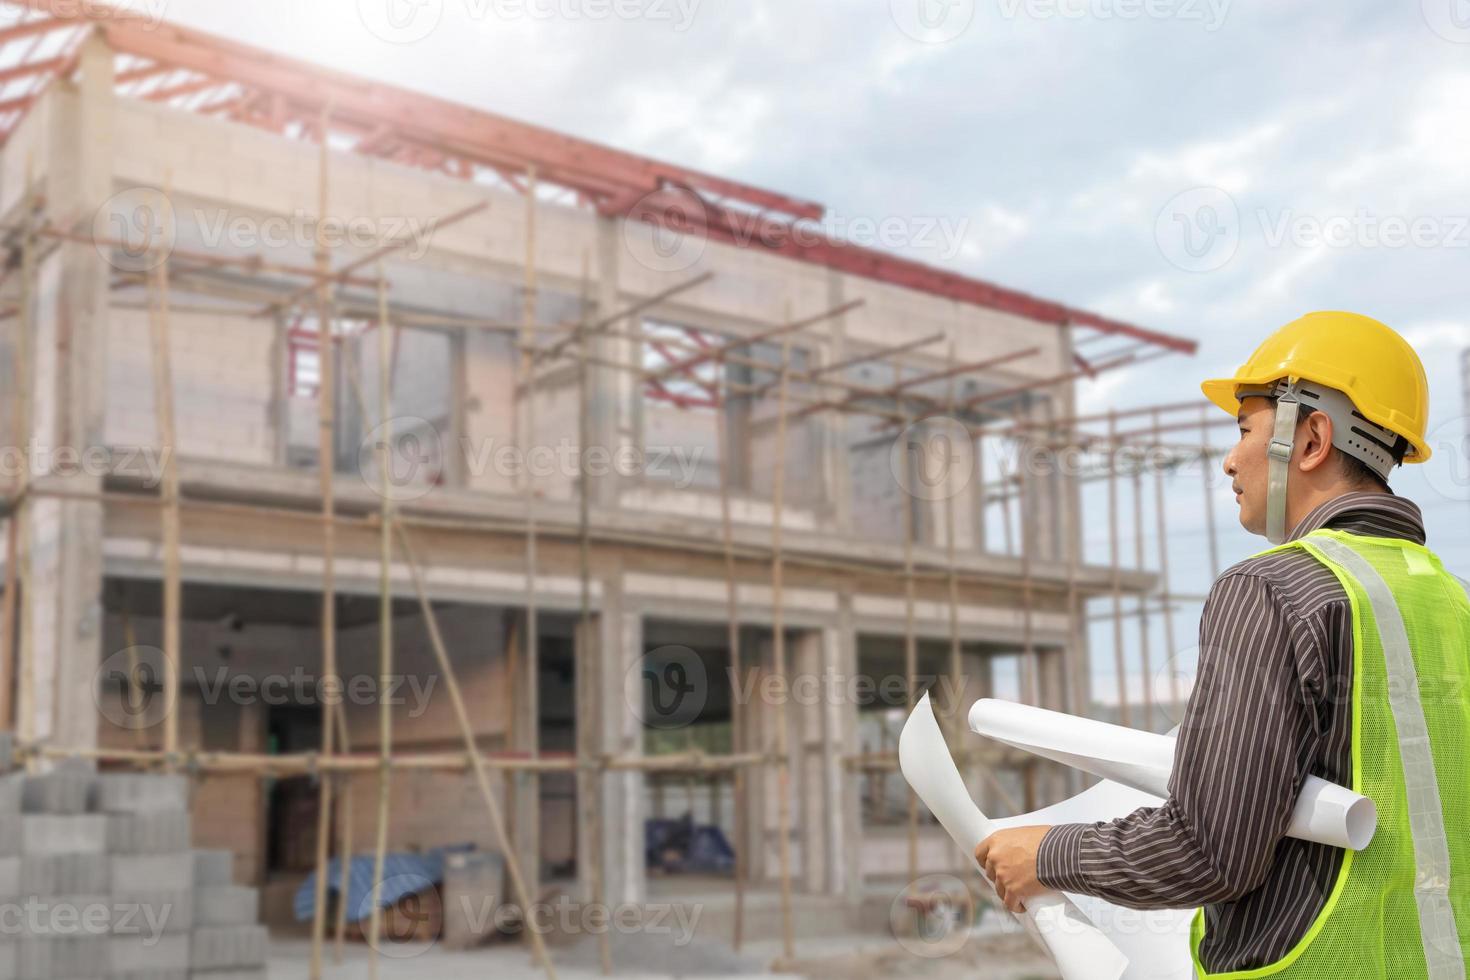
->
[[898, 694, 1130, 980], [969, 699, 1376, 851]]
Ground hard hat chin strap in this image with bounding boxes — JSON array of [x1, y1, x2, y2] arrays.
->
[[1265, 385, 1299, 545]]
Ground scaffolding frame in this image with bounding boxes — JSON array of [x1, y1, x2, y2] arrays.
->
[[0, 7, 1224, 978]]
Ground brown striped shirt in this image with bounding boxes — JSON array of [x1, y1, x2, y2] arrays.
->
[[1036, 490, 1428, 973]]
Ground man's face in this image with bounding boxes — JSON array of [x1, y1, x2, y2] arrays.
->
[[1222, 396, 1278, 536]]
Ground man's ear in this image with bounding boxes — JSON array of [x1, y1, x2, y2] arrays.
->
[[1297, 410, 1335, 473]]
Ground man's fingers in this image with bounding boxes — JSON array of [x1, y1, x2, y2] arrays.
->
[[974, 839, 990, 867]]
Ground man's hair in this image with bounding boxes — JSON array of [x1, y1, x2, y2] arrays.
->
[[1283, 401, 1397, 489]]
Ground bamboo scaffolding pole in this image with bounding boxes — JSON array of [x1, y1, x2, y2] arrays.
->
[[1201, 406, 1221, 580], [0, 183, 31, 731], [1017, 409, 1039, 708], [645, 298, 861, 385], [145, 179, 182, 767], [713, 357, 747, 950], [897, 366, 919, 883], [944, 346, 963, 720], [26, 743, 767, 774], [795, 346, 1039, 422], [331, 703, 354, 963], [307, 105, 338, 980], [257, 200, 490, 317], [537, 270, 715, 365], [1131, 455, 1153, 730], [1152, 408, 1182, 711], [513, 164, 542, 913], [573, 253, 613, 977], [14, 173, 35, 754], [36, 225, 379, 288], [365, 265, 395, 980], [768, 318, 796, 961], [979, 398, 1219, 438], [393, 520, 557, 980], [1106, 410, 1130, 727]]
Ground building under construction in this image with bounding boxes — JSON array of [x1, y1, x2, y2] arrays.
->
[[0, 1, 1230, 966]]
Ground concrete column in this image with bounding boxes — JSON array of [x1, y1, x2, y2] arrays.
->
[[505, 610, 540, 894], [23, 33, 113, 751], [835, 595, 864, 905], [578, 572, 645, 905], [792, 629, 824, 893], [816, 624, 851, 897]]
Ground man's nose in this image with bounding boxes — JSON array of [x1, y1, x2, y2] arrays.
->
[[1221, 447, 1236, 477]]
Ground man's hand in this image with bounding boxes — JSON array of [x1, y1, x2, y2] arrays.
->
[[974, 825, 1051, 913]]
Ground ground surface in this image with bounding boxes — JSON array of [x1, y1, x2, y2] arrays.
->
[[266, 929, 1061, 979]]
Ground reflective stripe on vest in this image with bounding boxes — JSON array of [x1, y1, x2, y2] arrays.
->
[[1307, 536, 1465, 980]]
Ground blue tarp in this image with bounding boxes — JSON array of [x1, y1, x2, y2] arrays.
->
[[646, 816, 735, 874], [293, 845, 472, 924]]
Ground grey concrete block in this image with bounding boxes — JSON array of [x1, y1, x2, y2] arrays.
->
[[190, 851, 233, 887], [188, 925, 268, 970], [20, 816, 106, 856], [110, 854, 192, 892], [0, 815, 22, 857], [193, 887, 255, 927], [0, 733, 15, 775], [0, 772, 25, 813], [186, 971, 265, 980], [111, 890, 191, 935], [20, 855, 109, 895], [105, 811, 191, 855], [92, 774, 187, 814], [116, 973, 186, 980], [107, 933, 188, 973], [0, 857, 17, 895], [20, 769, 92, 815], [16, 935, 108, 979]]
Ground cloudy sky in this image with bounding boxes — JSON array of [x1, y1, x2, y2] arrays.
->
[[150, 0, 1470, 706]]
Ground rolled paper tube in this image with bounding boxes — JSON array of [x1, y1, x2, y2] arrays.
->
[[899, 694, 1130, 980], [968, 699, 1376, 851]]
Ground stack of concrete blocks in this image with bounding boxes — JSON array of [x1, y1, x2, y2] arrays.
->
[[0, 736, 268, 980]]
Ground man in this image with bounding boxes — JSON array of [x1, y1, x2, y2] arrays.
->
[[975, 311, 1470, 976]]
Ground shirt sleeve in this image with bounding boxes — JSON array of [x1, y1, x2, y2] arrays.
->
[[1034, 572, 1310, 909]]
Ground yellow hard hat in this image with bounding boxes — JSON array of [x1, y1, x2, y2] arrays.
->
[[1200, 311, 1431, 464]]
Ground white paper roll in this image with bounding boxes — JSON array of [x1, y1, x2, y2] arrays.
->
[[969, 699, 1376, 851], [898, 694, 1131, 980]]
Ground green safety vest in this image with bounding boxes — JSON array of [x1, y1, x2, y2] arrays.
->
[[1190, 528, 1470, 978]]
